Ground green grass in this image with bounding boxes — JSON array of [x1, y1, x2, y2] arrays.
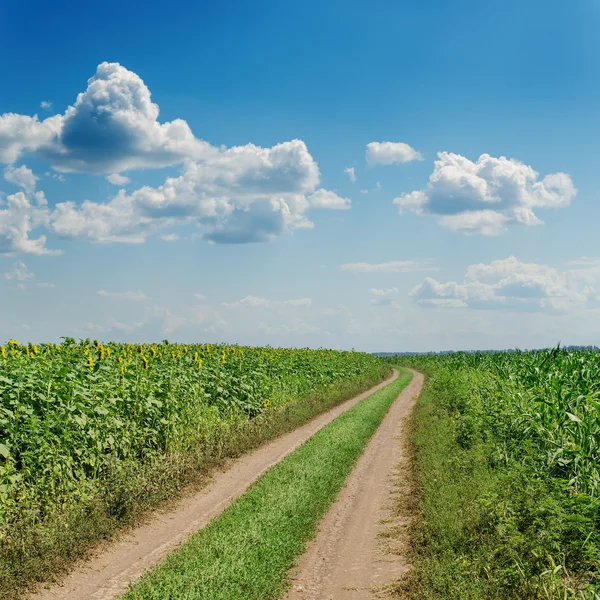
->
[[121, 370, 413, 600]]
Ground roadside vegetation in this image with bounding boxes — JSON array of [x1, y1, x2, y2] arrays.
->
[[394, 349, 600, 599], [121, 370, 412, 600], [0, 339, 388, 599]]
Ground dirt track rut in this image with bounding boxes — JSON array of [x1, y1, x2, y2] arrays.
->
[[283, 369, 423, 600]]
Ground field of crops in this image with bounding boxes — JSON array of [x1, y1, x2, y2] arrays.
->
[[0, 338, 387, 596], [396, 348, 600, 599]]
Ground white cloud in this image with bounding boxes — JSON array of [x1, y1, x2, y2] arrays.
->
[[4, 165, 38, 193], [36, 282, 55, 288], [0, 192, 59, 256], [45, 171, 66, 182], [366, 141, 423, 165], [1, 62, 212, 174], [194, 293, 206, 301], [97, 290, 148, 301], [438, 210, 509, 236], [340, 260, 436, 273], [4, 261, 34, 281], [106, 173, 131, 185], [0, 113, 62, 164], [344, 167, 356, 183], [49, 139, 337, 245], [368, 287, 399, 306], [40, 101, 52, 110], [160, 233, 180, 241], [394, 152, 576, 235], [307, 189, 351, 210], [2, 63, 348, 249], [411, 256, 595, 312]]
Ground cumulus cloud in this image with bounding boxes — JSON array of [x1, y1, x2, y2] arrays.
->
[[50, 139, 333, 244], [40, 101, 52, 110], [97, 290, 148, 301], [160, 233, 179, 241], [366, 141, 423, 165], [106, 173, 131, 185], [411, 256, 595, 312], [394, 152, 576, 235], [340, 260, 436, 273], [4, 165, 38, 193], [0, 191, 59, 256], [1, 62, 346, 249], [344, 167, 356, 182], [1, 62, 212, 174], [0, 113, 62, 164], [307, 189, 351, 210]]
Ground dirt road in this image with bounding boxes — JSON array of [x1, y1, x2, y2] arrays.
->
[[283, 370, 423, 600], [30, 370, 400, 600]]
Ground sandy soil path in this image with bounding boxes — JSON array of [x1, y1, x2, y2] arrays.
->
[[283, 369, 423, 600], [30, 370, 400, 600]]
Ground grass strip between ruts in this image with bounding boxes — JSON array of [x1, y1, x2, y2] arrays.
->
[[122, 369, 413, 600]]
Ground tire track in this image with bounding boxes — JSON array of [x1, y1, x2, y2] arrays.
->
[[283, 370, 423, 600]]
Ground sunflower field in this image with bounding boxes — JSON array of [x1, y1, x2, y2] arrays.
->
[[0, 338, 387, 596]]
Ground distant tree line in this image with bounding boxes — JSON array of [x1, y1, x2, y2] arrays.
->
[[373, 345, 599, 357]]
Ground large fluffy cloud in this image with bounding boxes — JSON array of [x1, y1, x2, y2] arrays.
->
[[411, 256, 595, 312], [1, 62, 350, 249], [0, 63, 211, 174], [394, 152, 576, 235], [50, 139, 346, 244]]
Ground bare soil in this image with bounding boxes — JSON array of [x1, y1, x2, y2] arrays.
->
[[283, 370, 423, 600], [29, 370, 400, 600]]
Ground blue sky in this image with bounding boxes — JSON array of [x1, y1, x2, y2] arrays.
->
[[1, 0, 599, 351]]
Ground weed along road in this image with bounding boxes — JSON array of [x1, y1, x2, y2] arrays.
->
[[29, 371, 401, 600], [283, 370, 424, 600]]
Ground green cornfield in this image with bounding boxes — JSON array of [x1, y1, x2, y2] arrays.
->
[[395, 347, 600, 598], [402, 347, 600, 496]]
